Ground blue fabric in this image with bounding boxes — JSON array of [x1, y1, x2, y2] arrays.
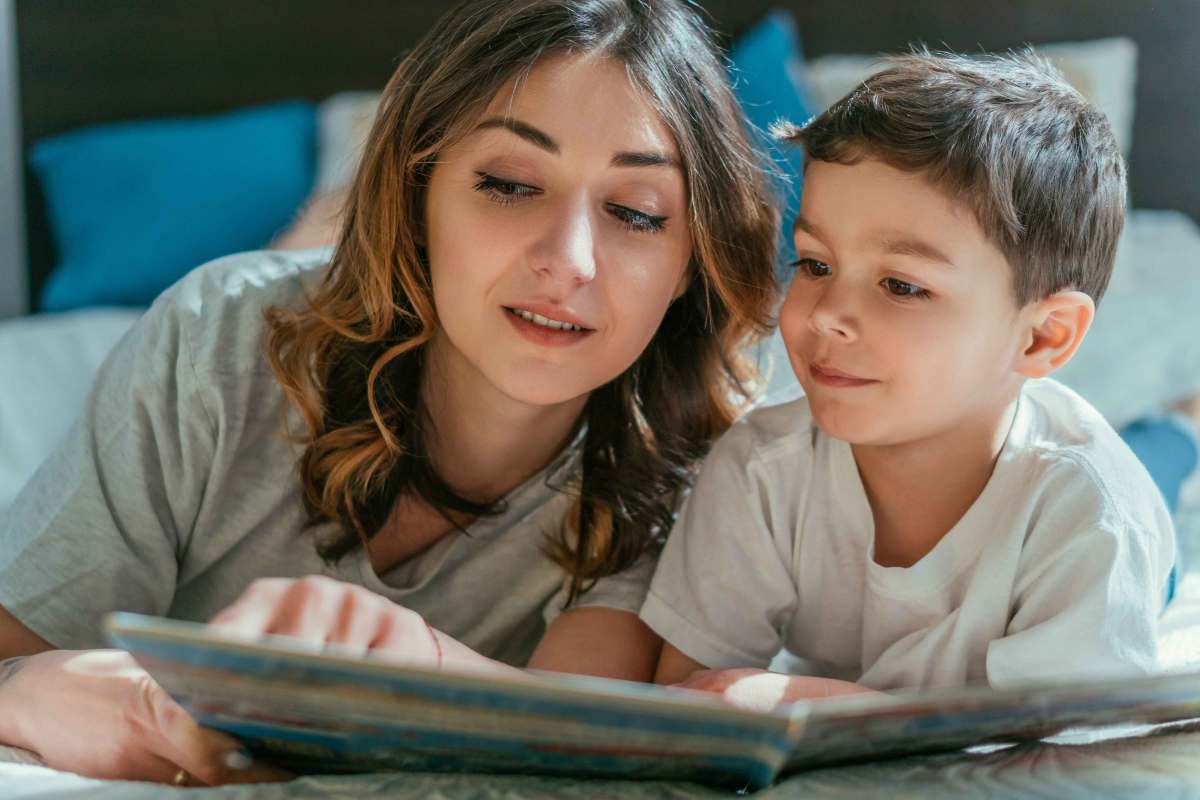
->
[[1121, 413, 1199, 515], [729, 11, 812, 269], [1119, 413, 1200, 606], [31, 101, 316, 311]]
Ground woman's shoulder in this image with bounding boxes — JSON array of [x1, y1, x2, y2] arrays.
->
[[154, 247, 332, 376]]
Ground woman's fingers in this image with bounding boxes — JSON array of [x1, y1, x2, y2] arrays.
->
[[146, 676, 292, 785], [208, 577, 293, 635], [5, 649, 291, 785], [209, 576, 435, 659], [368, 605, 441, 668], [211, 576, 353, 642]]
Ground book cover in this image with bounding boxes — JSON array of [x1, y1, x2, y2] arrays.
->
[[106, 612, 1200, 790]]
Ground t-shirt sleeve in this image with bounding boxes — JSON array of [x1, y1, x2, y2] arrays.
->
[[0, 295, 216, 649], [542, 552, 658, 628], [986, 464, 1173, 687], [639, 424, 798, 670]]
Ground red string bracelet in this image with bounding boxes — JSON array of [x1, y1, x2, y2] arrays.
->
[[423, 618, 443, 670]]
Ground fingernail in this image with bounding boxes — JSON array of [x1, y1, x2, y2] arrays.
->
[[224, 749, 255, 770]]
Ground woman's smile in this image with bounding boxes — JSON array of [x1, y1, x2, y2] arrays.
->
[[504, 305, 596, 347]]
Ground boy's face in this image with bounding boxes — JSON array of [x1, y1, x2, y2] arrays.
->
[[779, 158, 1030, 446]]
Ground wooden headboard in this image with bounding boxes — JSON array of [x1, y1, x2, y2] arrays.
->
[[10, 0, 1200, 312]]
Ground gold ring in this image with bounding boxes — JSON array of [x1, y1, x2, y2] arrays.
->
[[172, 768, 191, 786]]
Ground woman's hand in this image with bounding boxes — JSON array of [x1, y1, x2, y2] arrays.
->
[[674, 668, 877, 712], [0, 649, 289, 785], [210, 575, 442, 668]]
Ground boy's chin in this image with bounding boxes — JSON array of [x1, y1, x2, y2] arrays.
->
[[809, 406, 904, 447]]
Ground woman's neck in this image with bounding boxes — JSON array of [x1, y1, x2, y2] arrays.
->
[[420, 334, 588, 503]]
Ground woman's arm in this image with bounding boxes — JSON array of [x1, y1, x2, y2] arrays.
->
[[0, 604, 287, 784], [527, 607, 661, 680], [0, 604, 54, 660]]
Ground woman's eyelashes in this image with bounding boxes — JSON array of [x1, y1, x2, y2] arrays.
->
[[473, 172, 538, 203], [606, 203, 668, 233], [790, 258, 931, 300], [472, 171, 668, 233]]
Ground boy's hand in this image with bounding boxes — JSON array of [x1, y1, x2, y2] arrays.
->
[[674, 668, 877, 712], [210, 575, 442, 668], [0, 649, 290, 784]]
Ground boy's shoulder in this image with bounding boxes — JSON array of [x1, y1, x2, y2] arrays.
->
[[721, 393, 820, 465], [1007, 379, 1169, 532]]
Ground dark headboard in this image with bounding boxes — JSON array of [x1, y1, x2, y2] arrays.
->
[[15, 0, 1200, 309]]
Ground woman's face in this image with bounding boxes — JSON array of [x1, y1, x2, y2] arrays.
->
[[423, 53, 692, 409]]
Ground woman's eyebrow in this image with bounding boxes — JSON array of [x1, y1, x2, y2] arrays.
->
[[474, 116, 680, 170], [475, 117, 559, 153], [611, 151, 680, 170]]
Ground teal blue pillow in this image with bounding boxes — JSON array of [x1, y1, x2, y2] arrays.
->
[[31, 101, 316, 311], [729, 11, 813, 267]]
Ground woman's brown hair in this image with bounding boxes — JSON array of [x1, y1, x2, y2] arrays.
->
[[265, 0, 779, 601]]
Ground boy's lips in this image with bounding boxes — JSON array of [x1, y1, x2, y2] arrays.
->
[[809, 362, 878, 388]]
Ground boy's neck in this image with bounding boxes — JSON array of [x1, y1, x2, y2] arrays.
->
[[850, 398, 1019, 568]]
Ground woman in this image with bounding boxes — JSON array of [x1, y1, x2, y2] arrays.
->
[[0, 0, 778, 786]]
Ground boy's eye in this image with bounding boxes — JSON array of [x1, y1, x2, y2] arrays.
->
[[881, 277, 930, 299], [473, 172, 540, 203], [607, 203, 668, 234], [791, 257, 832, 278]]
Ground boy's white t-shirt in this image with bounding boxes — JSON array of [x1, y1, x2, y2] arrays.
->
[[641, 379, 1175, 690]]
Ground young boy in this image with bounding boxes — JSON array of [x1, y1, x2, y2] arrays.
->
[[641, 52, 1175, 704]]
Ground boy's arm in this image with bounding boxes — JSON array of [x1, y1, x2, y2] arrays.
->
[[655, 642, 874, 709], [653, 641, 708, 685]]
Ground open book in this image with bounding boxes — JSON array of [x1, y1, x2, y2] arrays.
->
[[107, 612, 1200, 790]]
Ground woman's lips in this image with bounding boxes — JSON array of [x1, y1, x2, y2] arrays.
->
[[809, 363, 878, 388], [503, 306, 594, 347]]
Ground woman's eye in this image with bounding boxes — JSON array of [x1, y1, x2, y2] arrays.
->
[[607, 203, 667, 234], [790, 257, 832, 278], [473, 172, 540, 203], [881, 277, 931, 299]]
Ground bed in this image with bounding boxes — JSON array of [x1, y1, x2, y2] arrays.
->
[[3, 1, 1200, 797]]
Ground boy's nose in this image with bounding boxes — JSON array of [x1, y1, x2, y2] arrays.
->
[[529, 197, 597, 288], [807, 286, 858, 342]]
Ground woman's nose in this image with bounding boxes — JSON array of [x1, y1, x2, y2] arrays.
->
[[529, 196, 597, 288]]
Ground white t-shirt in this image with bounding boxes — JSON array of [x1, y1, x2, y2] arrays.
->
[[641, 380, 1175, 690]]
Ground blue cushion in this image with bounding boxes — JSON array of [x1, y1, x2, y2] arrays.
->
[[31, 101, 316, 311], [729, 11, 813, 268]]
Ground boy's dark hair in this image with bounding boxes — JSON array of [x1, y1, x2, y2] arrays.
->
[[785, 50, 1126, 305]]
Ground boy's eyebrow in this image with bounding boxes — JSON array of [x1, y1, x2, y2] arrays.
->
[[878, 235, 956, 269], [474, 116, 680, 170], [793, 215, 827, 241]]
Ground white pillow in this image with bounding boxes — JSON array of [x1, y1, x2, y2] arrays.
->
[[804, 37, 1138, 158], [314, 91, 382, 194], [0, 308, 142, 508], [270, 91, 381, 251]]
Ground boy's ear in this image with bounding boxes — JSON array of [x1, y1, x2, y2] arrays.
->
[[1014, 290, 1095, 379]]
